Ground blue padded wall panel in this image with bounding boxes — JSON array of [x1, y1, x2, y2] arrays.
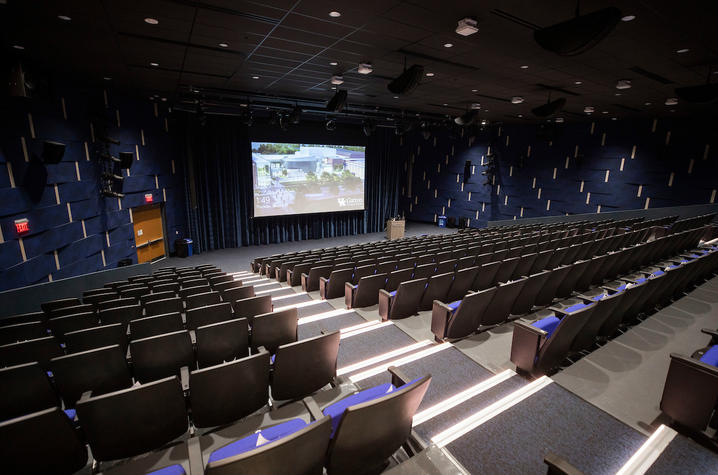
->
[[0, 254, 56, 291], [108, 223, 133, 246], [0, 204, 70, 240], [59, 181, 97, 203], [0, 241, 23, 270], [52, 252, 104, 281], [122, 175, 156, 193], [105, 210, 130, 230], [22, 222, 84, 259], [69, 197, 102, 221], [45, 162, 80, 184], [57, 234, 105, 268]]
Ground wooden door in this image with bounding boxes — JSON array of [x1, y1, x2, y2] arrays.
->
[[133, 204, 166, 263]]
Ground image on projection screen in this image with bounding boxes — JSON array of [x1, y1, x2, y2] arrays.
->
[[251, 142, 365, 217]]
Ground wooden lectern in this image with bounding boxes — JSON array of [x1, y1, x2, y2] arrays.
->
[[386, 218, 405, 240]]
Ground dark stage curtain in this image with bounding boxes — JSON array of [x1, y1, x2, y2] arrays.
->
[[181, 115, 401, 252]]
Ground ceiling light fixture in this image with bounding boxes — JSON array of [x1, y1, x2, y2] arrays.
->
[[393, 95, 399, 99], [665, 97, 678, 105], [676, 48, 690, 54], [426, 72, 435, 77], [455, 18, 479, 36], [58, 15, 72, 21], [616, 79, 632, 89], [12, 44, 24, 50], [470, 103, 481, 110], [329, 11, 341, 18], [358, 62, 373, 75], [584, 106, 594, 113], [331, 75, 344, 85], [574, 80, 582, 85], [611, 117, 617, 121], [103, 77, 112, 81], [471, 89, 478, 92], [443, 43, 454, 48], [330, 61, 338, 66], [144, 17, 159, 25], [442, 103, 448, 106], [602, 111, 608, 114], [252, 75, 260, 79], [150, 62, 159, 67], [555, 117, 564, 123], [621, 15, 636, 22], [510, 96, 524, 104], [644, 102, 652, 106], [615, 92, 622, 96], [518, 114, 523, 118], [218, 43, 229, 48], [520, 65, 529, 69]]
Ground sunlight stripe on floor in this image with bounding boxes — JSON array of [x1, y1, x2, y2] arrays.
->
[[341, 321, 393, 339], [273, 299, 326, 313], [349, 343, 452, 383], [615, 425, 677, 475], [337, 340, 434, 377], [271, 291, 307, 301]]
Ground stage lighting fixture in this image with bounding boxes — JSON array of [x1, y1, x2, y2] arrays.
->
[[289, 106, 302, 124], [532, 97, 567, 117], [325, 119, 336, 131], [584, 106, 594, 113], [327, 89, 348, 112], [388, 64, 424, 95], [420, 121, 432, 140], [358, 63, 373, 75], [555, 117, 565, 123], [534, 6, 622, 56], [278, 113, 290, 131], [454, 109, 479, 126], [362, 119, 376, 137]]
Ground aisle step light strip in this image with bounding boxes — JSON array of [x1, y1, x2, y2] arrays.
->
[[431, 376, 553, 448], [349, 343, 452, 383], [297, 308, 355, 325], [615, 425, 677, 475], [412, 370, 516, 426], [273, 299, 326, 313], [340, 321, 393, 339], [271, 291, 308, 301], [337, 340, 434, 376]]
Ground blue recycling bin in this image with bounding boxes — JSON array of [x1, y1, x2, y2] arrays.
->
[[437, 215, 447, 228]]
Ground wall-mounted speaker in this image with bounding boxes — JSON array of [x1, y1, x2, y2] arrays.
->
[[118, 152, 134, 169], [534, 7, 622, 56], [463, 160, 471, 184], [23, 155, 48, 203], [458, 217, 469, 229], [388, 64, 424, 95], [42, 141, 65, 164], [326, 90, 348, 112]]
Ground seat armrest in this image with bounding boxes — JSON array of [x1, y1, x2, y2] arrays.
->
[[344, 282, 356, 309], [320, 276, 329, 284], [302, 396, 324, 421], [301, 273, 309, 292], [79, 390, 93, 403], [430, 300, 452, 342], [700, 328, 718, 341], [388, 366, 411, 387], [510, 321, 546, 373], [180, 366, 190, 392], [319, 277, 328, 299], [378, 289, 392, 321], [187, 435, 205, 475]]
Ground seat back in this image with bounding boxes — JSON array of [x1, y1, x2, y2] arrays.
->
[[446, 266, 479, 302], [187, 302, 233, 330], [145, 297, 183, 317], [305, 265, 333, 291], [513, 253, 538, 279], [436, 259, 458, 274], [98, 297, 137, 311], [0, 321, 47, 346], [130, 312, 184, 340], [49, 304, 95, 319], [140, 291, 177, 307], [196, 318, 249, 368], [536, 304, 596, 374], [413, 263, 436, 280], [251, 308, 298, 353], [98, 303, 142, 326], [389, 278, 428, 319], [50, 345, 132, 408], [351, 264, 375, 284], [0, 336, 63, 369], [375, 260, 397, 275], [49, 312, 98, 339], [209, 275, 234, 288], [571, 291, 626, 352], [472, 261, 501, 291], [223, 286, 256, 304], [41, 298, 81, 315], [231, 295, 272, 324], [480, 278, 527, 327], [510, 270, 552, 316], [190, 353, 270, 428], [494, 256, 520, 284], [445, 287, 498, 339], [214, 280, 244, 295], [180, 284, 212, 301], [419, 272, 454, 311], [83, 291, 118, 306], [130, 330, 195, 383], [64, 323, 127, 353], [151, 282, 180, 294], [76, 376, 188, 461], [323, 268, 354, 299], [0, 362, 57, 421], [0, 407, 88, 474], [385, 268, 413, 293], [272, 331, 341, 400], [533, 265, 573, 307], [352, 273, 387, 307], [529, 249, 554, 274], [327, 376, 431, 474]]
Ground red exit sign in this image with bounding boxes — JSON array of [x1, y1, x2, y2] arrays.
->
[[144, 193, 153, 203], [14, 218, 30, 235]]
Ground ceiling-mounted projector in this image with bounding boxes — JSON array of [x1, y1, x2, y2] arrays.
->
[[331, 75, 344, 85], [534, 7, 622, 56], [532, 97, 567, 117], [511, 96, 524, 104], [456, 18, 479, 36], [388, 64, 424, 95], [664, 97, 679, 106], [675, 84, 718, 103]]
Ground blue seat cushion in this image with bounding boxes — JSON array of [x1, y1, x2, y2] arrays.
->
[[563, 302, 592, 313], [447, 300, 462, 313], [64, 408, 76, 420], [634, 277, 647, 284], [148, 465, 185, 475], [700, 346, 718, 367], [208, 418, 307, 463], [532, 316, 561, 339], [616, 283, 628, 292], [652, 270, 665, 277], [591, 292, 607, 302], [323, 383, 395, 437], [388, 290, 397, 297]]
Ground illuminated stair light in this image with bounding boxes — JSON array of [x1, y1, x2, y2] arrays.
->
[[337, 340, 434, 376], [431, 377, 553, 448], [348, 343, 451, 382], [615, 425, 676, 475], [413, 370, 515, 426]]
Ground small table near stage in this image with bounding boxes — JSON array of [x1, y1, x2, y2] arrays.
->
[[386, 219, 405, 240]]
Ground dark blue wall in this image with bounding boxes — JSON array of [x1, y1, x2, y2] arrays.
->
[[398, 118, 717, 228], [0, 86, 186, 292]]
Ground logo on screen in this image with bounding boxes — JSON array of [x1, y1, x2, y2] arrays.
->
[[337, 198, 347, 207]]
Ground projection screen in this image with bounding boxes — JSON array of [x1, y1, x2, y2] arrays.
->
[[251, 142, 365, 217]]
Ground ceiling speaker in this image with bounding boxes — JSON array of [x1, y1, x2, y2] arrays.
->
[[326, 90, 347, 112], [532, 98, 567, 117], [675, 84, 718, 103], [119, 152, 134, 169], [42, 141, 65, 164], [388, 65, 424, 95], [23, 155, 48, 203], [534, 7, 622, 56]]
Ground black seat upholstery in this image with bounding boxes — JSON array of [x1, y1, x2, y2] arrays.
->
[[196, 318, 250, 368], [0, 321, 47, 346], [0, 361, 58, 421], [479, 277, 527, 328], [145, 297, 183, 317], [0, 336, 63, 369], [140, 291, 177, 308], [130, 312, 184, 340], [445, 266, 479, 302], [98, 303, 142, 326], [64, 323, 127, 353], [251, 308, 298, 353], [41, 298, 81, 315], [471, 261, 501, 291], [49, 312, 98, 339], [130, 330, 195, 383], [214, 280, 245, 295], [186, 302, 233, 330]]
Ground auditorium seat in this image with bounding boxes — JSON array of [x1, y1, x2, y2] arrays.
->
[[120, 287, 150, 301], [529, 249, 555, 274], [0, 336, 64, 369], [250, 308, 298, 353], [41, 298, 81, 315], [76, 376, 188, 464], [140, 291, 176, 307], [99, 303, 142, 326], [533, 265, 573, 307], [345, 273, 386, 309], [231, 295, 272, 323], [130, 312, 184, 340], [445, 266, 479, 302], [413, 262, 436, 280], [419, 272, 454, 311], [83, 291, 118, 306], [222, 285, 255, 304], [272, 331, 341, 401], [302, 265, 334, 292], [49, 303, 95, 319], [186, 302, 233, 330], [209, 274, 234, 288], [376, 260, 398, 275], [569, 291, 627, 353], [151, 282, 180, 295], [0, 361, 58, 421], [436, 259, 458, 274], [145, 297, 184, 317], [0, 407, 88, 474], [432, 287, 498, 342], [179, 284, 211, 301], [288, 262, 316, 286], [48, 312, 98, 340], [385, 268, 414, 293], [478, 277, 528, 328], [98, 297, 137, 311], [64, 323, 127, 353], [130, 330, 195, 384], [471, 261, 501, 291], [50, 345, 132, 408], [196, 318, 249, 368], [495, 256, 520, 283], [213, 280, 244, 295], [351, 264, 375, 284], [513, 252, 538, 279], [379, 278, 428, 320], [0, 311, 45, 328], [0, 320, 47, 345], [509, 270, 553, 316], [186, 290, 222, 310], [320, 268, 354, 300], [555, 260, 592, 299]]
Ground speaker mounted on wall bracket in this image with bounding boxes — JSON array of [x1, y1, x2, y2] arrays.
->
[[22, 153, 48, 203], [42, 141, 65, 164]]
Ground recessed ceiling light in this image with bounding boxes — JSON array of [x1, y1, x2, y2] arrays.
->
[[150, 62, 159, 67], [442, 103, 448, 106], [602, 111, 608, 114], [58, 15, 72, 21], [574, 81, 582, 85], [611, 117, 617, 121], [484, 109, 489, 112], [161, 97, 167, 102], [218, 43, 229, 48], [12, 44, 24, 50], [670, 109, 676, 113], [393, 96, 399, 99], [517, 114, 523, 118], [329, 11, 341, 18], [510, 96, 524, 104], [644, 102, 652, 106], [665, 97, 678, 105], [621, 15, 636, 22], [443, 43, 453, 48], [676, 48, 690, 54], [252, 75, 260, 79], [555, 117, 564, 123], [426, 72, 435, 77], [520, 65, 528, 69], [103, 77, 112, 81], [330, 61, 338, 66], [144, 17, 159, 25], [471, 89, 477, 92], [615, 92, 622, 96], [584, 106, 594, 113]]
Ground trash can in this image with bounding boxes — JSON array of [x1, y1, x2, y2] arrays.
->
[[437, 215, 447, 228], [175, 238, 193, 258]]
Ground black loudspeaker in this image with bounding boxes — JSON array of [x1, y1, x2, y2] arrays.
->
[[119, 152, 134, 169], [532, 98, 567, 117], [447, 216, 457, 228], [326, 90, 348, 112], [463, 160, 471, 184], [42, 141, 65, 164], [458, 217, 469, 229], [454, 110, 479, 126], [675, 84, 718, 103], [23, 155, 48, 203], [534, 7, 622, 56], [118, 258, 132, 267], [388, 65, 424, 95]]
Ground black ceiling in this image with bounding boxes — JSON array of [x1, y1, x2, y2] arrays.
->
[[3, 0, 718, 123]]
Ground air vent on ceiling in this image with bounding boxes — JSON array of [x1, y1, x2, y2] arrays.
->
[[535, 83, 581, 96], [628, 66, 673, 85]]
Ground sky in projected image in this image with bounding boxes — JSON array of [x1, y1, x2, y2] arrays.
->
[[251, 142, 366, 217]]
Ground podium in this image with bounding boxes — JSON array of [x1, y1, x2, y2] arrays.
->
[[386, 219, 405, 240]]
